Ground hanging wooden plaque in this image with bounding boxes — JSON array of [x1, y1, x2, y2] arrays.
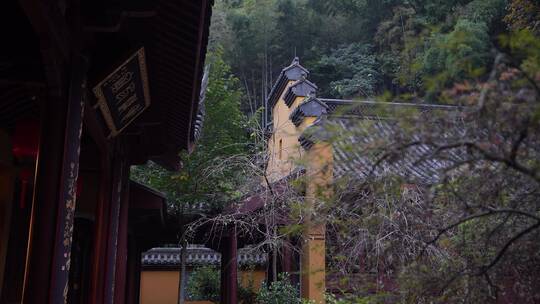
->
[[93, 47, 151, 138]]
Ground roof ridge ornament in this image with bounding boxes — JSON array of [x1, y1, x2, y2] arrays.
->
[[292, 56, 300, 65]]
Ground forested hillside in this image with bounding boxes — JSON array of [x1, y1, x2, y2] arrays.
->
[[210, 0, 539, 114]]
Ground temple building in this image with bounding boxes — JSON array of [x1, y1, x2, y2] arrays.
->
[[258, 56, 537, 304], [0, 0, 213, 303], [227, 58, 460, 304]]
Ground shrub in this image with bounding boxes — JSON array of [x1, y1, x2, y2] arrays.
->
[[256, 273, 301, 304], [186, 266, 221, 302], [186, 265, 260, 303]]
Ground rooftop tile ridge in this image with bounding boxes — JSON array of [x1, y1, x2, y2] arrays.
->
[[319, 98, 460, 109]]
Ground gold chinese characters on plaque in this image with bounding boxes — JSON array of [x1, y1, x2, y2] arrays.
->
[[93, 47, 151, 138]]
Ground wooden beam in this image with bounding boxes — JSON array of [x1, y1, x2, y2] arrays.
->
[[83, 101, 109, 156], [18, 0, 71, 104], [186, 0, 210, 152], [17, 0, 70, 62]]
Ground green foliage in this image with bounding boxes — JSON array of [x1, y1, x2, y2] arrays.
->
[[212, 0, 522, 102], [500, 29, 540, 76], [256, 273, 301, 304], [324, 293, 393, 304], [131, 50, 249, 211], [186, 266, 259, 303], [186, 266, 221, 302], [417, 0, 470, 23], [239, 278, 258, 304], [457, 0, 507, 25], [422, 19, 491, 83], [318, 44, 380, 98], [504, 0, 540, 34], [198, 49, 247, 157], [374, 5, 429, 91]]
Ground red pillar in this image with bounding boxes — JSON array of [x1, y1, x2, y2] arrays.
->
[[22, 98, 66, 303], [90, 149, 128, 303], [282, 242, 293, 274], [49, 56, 87, 304], [220, 225, 238, 304], [23, 57, 86, 304], [90, 153, 112, 303]]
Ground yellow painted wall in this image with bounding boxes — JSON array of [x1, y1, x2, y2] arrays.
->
[[266, 82, 306, 183], [265, 76, 333, 304], [301, 142, 333, 304], [140, 271, 180, 304], [239, 269, 266, 290], [139, 269, 266, 304]]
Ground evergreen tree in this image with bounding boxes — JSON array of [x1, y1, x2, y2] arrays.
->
[[131, 50, 249, 212]]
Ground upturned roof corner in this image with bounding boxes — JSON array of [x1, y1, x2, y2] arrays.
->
[[267, 57, 310, 110], [290, 96, 329, 127], [283, 78, 318, 107]]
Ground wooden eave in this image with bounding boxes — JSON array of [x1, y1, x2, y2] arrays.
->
[[84, 0, 214, 170]]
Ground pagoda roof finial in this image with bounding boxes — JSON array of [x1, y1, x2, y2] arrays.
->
[[292, 56, 300, 65]]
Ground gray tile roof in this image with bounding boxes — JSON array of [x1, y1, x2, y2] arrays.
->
[[328, 117, 465, 184], [299, 99, 465, 185], [267, 57, 310, 110], [141, 245, 268, 268], [290, 96, 328, 127], [283, 79, 318, 107], [320, 98, 458, 117]]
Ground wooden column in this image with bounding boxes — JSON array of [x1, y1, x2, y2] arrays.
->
[[104, 154, 127, 303], [133, 245, 143, 304], [23, 93, 66, 304], [114, 174, 130, 304], [220, 238, 228, 303], [23, 57, 86, 303], [49, 56, 87, 304], [281, 241, 293, 275], [220, 226, 238, 304], [300, 142, 333, 304], [90, 146, 127, 304], [0, 137, 14, 299], [89, 153, 112, 303], [125, 236, 140, 304]]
